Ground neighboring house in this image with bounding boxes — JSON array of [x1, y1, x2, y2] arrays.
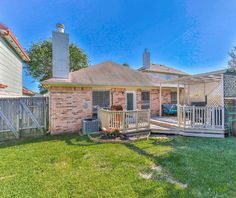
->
[[22, 87, 35, 96], [43, 25, 179, 134], [138, 49, 189, 104], [139, 49, 189, 80], [0, 23, 30, 97]]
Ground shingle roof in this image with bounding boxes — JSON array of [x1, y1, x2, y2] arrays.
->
[[139, 63, 188, 76], [43, 61, 164, 87]]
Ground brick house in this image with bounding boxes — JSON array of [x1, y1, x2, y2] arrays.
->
[[42, 24, 180, 134], [43, 61, 179, 134]]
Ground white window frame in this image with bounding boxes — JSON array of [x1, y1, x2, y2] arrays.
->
[[92, 90, 111, 112], [141, 91, 150, 109], [125, 91, 136, 110]]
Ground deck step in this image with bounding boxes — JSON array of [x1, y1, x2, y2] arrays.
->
[[122, 130, 150, 140], [150, 118, 227, 138], [150, 129, 225, 138], [151, 119, 179, 129]]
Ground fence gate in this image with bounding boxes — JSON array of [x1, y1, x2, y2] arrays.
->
[[0, 97, 48, 138]]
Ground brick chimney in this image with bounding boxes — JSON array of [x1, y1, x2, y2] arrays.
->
[[52, 23, 69, 78], [143, 48, 150, 69]]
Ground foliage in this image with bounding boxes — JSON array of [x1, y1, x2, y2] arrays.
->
[[111, 105, 123, 111], [25, 40, 88, 94], [1, 134, 236, 197], [122, 63, 129, 67], [228, 46, 236, 69], [103, 128, 120, 138]]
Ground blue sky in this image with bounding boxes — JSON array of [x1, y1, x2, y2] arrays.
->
[[1, 0, 236, 92]]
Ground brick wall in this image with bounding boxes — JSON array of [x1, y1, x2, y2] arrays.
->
[[49, 86, 172, 133], [136, 89, 142, 110], [150, 89, 172, 116], [112, 88, 126, 109], [49, 87, 92, 134], [162, 90, 172, 104], [150, 89, 159, 116]]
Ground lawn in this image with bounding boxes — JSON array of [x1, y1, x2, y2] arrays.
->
[[0, 134, 236, 198]]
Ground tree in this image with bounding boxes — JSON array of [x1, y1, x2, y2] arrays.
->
[[25, 40, 88, 94], [122, 63, 129, 67], [228, 46, 236, 69]]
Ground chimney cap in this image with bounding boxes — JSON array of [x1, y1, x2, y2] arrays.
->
[[56, 23, 65, 33]]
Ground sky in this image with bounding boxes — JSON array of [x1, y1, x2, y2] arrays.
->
[[1, 0, 236, 92]]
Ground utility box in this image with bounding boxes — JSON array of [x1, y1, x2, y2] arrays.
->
[[82, 118, 99, 134]]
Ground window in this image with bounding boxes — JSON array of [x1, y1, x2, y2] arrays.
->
[[141, 91, 150, 109], [171, 92, 177, 104], [92, 91, 110, 113]]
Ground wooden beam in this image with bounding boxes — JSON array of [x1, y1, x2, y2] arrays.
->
[[177, 82, 180, 105]]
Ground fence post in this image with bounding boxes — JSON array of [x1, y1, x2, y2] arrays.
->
[[44, 99, 47, 129]]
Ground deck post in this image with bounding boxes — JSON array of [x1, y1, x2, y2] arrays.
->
[[135, 111, 138, 131], [221, 74, 225, 130], [122, 111, 125, 133], [212, 107, 215, 129], [187, 84, 190, 105], [148, 109, 151, 129], [177, 82, 180, 127], [183, 105, 186, 129], [159, 83, 162, 117]]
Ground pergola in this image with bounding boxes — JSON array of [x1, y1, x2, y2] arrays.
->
[[165, 69, 226, 107], [158, 69, 227, 132]]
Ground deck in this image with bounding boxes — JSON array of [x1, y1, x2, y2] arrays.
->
[[98, 107, 227, 138], [151, 116, 227, 138]]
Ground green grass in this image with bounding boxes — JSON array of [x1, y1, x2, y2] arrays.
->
[[0, 134, 236, 197]]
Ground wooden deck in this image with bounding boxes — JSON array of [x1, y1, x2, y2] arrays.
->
[[98, 107, 227, 138], [98, 108, 150, 133], [151, 116, 227, 138]]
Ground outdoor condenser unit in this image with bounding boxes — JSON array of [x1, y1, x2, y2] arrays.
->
[[82, 118, 99, 134]]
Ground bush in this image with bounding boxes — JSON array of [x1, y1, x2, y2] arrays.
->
[[103, 128, 120, 138]]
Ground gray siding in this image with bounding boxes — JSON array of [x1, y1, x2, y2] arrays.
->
[[0, 38, 23, 96]]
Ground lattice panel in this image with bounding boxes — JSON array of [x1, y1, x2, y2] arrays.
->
[[224, 74, 236, 97], [188, 81, 223, 106], [207, 81, 222, 106]]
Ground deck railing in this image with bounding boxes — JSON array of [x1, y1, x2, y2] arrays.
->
[[98, 108, 150, 133], [178, 105, 225, 130]]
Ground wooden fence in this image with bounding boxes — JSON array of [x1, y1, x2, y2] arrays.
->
[[178, 105, 224, 129], [0, 97, 48, 138], [98, 108, 150, 133]]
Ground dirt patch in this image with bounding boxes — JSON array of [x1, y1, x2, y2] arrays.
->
[[140, 164, 187, 189]]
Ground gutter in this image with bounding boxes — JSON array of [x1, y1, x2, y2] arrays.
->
[[0, 26, 30, 62]]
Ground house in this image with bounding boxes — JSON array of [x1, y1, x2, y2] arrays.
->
[[43, 24, 179, 134], [139, 49, 188, 80], [22, 87, 35, 96], [139, 49, 189, 104], [0, 23, 30, 97], [43, 24, 236, 138]]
